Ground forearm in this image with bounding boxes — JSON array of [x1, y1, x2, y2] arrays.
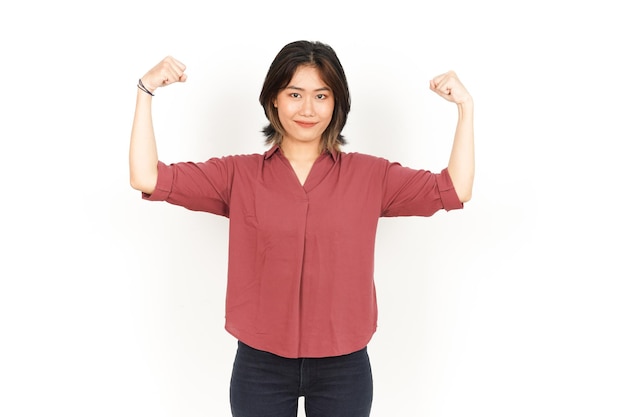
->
[[129, 90, 158, 194], [447, 98, 474, 203]]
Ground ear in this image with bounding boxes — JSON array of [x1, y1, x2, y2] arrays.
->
[[273, 99, 278, 108]]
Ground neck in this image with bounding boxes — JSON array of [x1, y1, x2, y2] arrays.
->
[[280, 139, 322, 162]]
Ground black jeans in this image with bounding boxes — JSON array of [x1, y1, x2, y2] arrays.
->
[[230, 341, 373, 417]]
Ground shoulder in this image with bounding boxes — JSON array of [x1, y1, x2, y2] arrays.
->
[[216, 152, 265, 166], [340, 151, 392, 168], [195, 153, 265, 177], [227, 153, 265, 162]]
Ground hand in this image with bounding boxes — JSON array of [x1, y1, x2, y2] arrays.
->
[[140, 56, 187, 93], [429, 71, 472, 105]]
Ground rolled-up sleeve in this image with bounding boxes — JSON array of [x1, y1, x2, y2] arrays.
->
[[381, 163, 463, 217], [435, 168, 464, 211], [141, 159, 231, 217], [142, 161, 174, 201]]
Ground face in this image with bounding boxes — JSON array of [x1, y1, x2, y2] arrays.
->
[[273, 65, 335, 147]]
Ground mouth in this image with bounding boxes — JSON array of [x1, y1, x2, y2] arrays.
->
[[295, 121, 317, 128]]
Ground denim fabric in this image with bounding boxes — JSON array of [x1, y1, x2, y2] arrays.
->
[[230, 341, 373, 417]]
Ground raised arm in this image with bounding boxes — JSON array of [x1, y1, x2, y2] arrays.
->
[[129, 56, 187, 194], [430, 71, 474, 203]]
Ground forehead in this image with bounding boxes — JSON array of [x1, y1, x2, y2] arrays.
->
[[287, 65, 329, 89]]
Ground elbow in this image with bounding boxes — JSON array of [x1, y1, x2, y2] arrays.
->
[[129, 172, 156, 195], [129, 177, 141, 192], [447, 167, 473, 204], [456, 185, 472, 203], [129, 177, 142, 193], [449, 172, 473, 204], [129, 159, 158, 194], [459, 191, 472, 204]]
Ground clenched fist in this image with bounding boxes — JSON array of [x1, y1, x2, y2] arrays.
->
[[140, 56, 188, 94], [430, 71, 472, 105]]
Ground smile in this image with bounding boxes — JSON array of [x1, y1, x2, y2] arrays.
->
[[295, 121, 317, 128]]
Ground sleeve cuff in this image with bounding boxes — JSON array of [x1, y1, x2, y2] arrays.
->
[[141, 161, 173, 201], [437, 168, 464, 211]]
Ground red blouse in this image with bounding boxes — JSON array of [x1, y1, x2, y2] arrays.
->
[[143, 145, 463, 358]]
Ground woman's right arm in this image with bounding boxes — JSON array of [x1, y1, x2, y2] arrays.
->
[[129, 56, 187, 194]]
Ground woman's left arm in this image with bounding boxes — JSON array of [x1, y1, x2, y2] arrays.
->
[[430, 71, 474, 203]]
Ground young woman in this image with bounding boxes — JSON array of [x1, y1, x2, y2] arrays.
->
[[130, 40, 474, 417]]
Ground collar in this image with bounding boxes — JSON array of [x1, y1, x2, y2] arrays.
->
[[263, 144, 282, 160]]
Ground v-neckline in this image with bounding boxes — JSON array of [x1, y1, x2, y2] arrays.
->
[[289, 159, 315, 186]]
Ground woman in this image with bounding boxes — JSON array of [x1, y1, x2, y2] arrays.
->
[[130, 40, 474, 417]]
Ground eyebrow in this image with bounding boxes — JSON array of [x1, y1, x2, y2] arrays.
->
[[285, 85, 331, 92]]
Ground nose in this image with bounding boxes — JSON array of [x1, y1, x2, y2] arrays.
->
[[299, 96, 315, 117]]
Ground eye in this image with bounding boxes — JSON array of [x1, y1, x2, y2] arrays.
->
[[290, 93, 301, 98], [316, 94, 327, 100]]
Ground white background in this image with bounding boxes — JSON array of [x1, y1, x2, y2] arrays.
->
[[1, 1, 624, 416]]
